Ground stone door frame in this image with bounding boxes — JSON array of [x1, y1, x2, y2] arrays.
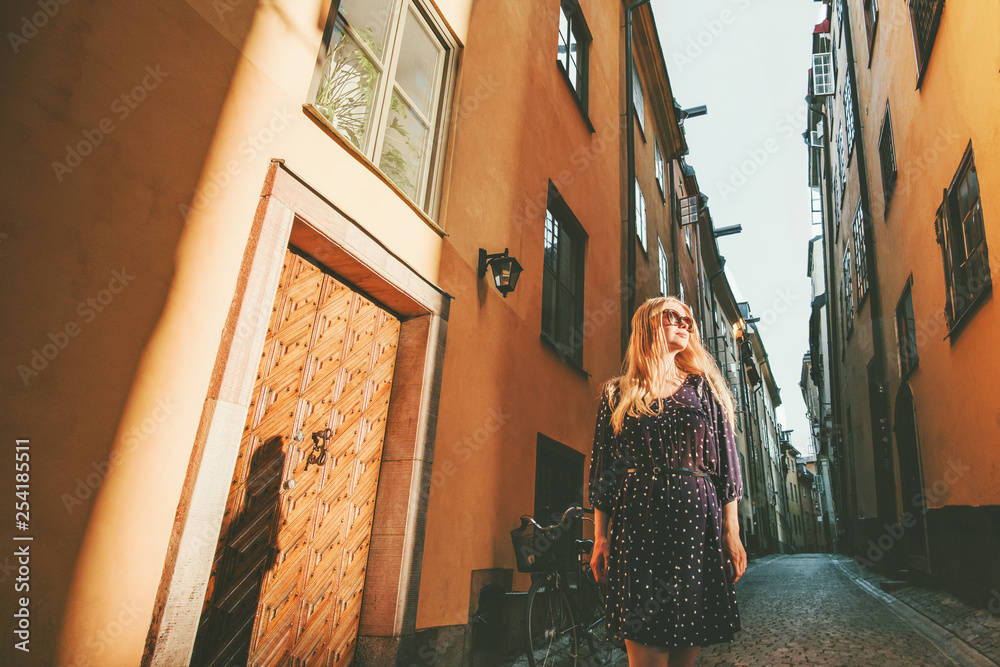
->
[[143, 159, 449, 666]]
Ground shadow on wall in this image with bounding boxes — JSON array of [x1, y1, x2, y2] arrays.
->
[[192, 435, 286, 665], [0, 0, 265, 664]]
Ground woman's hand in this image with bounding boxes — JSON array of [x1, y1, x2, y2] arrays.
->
[[723, 529, 747, 584], [590, 537, 610, 583]]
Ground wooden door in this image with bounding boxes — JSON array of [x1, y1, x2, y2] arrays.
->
[[193, 247, 401, 666]]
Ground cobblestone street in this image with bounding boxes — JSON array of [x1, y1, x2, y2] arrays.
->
[[597, 554, 998, 666]]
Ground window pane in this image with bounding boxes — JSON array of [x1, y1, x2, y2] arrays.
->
[[567, 52, 578, 88], [542, 267, 556, 336], [905, 292, 918, 368], [558, 227, 575, 289], [378, 91, 429, 200], [558, 6, 569, 64], [315, 21, 382, 150], [545, 211, 559, 268], [339, 0, 396, 60], [394, 8, 442, 117], [556, 284, 574, 344], [632, 62, 644, 128]]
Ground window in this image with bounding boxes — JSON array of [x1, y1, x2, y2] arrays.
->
[[835, 0, 845, 35], [557, 1, 590, 111], [863, 0, 879, 53], [896, 276, 919, 377], [843, 72, 855, 151], [543, 183, 587, 364], [835, 125, 845, 227], [878, 105, 897, 211], [658, 240, 669, 296], [632, 59, 644, 134], [843, 247, 854, 336], [852, 203, 869, 301], [685, 226, 692, 255], [310, 0, 454, 211], [936, 144, 991, 330], [812, 52, 835, 96], [635, 180, 647, 252], [679, 281, 686, 304], [535, 435, 583, 526], [655, 137, 665, 197], [811, 187, 823, 227], [909, 0, 944, 85]]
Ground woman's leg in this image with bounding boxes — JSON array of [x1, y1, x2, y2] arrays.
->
[[624, 639, 669, 667], [667, 645, 700, 667]]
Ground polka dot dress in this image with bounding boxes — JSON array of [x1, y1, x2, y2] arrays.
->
[[588, 374, 743, 650]]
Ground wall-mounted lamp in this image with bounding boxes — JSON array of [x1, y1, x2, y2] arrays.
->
[[713, 224, 743, 238], [478, 248, 523, 298], [678, 104, 708, 120]]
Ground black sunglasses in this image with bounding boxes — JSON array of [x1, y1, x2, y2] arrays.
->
[[659, 309, 694, 330]]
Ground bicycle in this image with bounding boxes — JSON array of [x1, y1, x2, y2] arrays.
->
[[510, 506, 619, 666]]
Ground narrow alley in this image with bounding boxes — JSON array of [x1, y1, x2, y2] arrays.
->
[[594, 554, 999, 667]]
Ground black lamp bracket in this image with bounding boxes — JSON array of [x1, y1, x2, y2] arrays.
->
[[478, 248, 510, 278]]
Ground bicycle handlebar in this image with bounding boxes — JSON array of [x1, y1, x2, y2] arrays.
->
[[520, 506, 594, 531]]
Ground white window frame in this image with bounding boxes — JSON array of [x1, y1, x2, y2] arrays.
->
[[658, 240, 669, 296], [307, 0, 458, 217], [812, 52, 835, 96], [655, 137, 665, 197], [632, 59, 644, 134], [843, 72, 856, 151], [635, 180, 647, 251]]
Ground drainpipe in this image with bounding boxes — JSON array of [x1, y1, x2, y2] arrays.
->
[[624, 0, 653, 355]]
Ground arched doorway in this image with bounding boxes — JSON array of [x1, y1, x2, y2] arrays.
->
[[893, 383, 930, 573]]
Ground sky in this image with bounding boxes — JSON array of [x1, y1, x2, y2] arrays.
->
[[652, 0, 828, 456]]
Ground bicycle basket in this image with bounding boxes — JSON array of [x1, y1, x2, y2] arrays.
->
[[510, 520, 574, 573]]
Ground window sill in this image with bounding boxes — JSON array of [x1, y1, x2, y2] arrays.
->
[[302, 103, 447, 238], [540, 332, 590, 378], [556, 62, 595, 134], [945, 281, 993, 343]]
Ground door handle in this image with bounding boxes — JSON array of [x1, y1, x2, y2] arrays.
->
[[305, 428, 332, 470]]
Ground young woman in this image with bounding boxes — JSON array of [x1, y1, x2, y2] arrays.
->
[[589, 296, 746, 667]]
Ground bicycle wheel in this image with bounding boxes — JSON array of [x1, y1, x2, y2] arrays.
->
[[579, 572, 615, 665], [525, 575, 578, 667]]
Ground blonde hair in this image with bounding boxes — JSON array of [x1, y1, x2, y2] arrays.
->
[[607, 296, 736, 435]]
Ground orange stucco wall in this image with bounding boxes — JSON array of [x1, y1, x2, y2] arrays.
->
[[854, 2, 1000, 510], [1, 0, 470, 664], [416, 0, 625, 630]]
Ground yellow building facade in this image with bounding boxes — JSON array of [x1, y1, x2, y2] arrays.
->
[[809, 0, 1000, 606]]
